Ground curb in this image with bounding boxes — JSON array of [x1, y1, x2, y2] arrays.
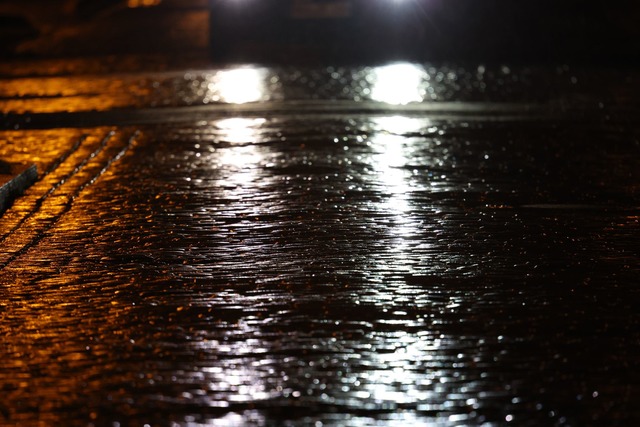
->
[[0, 161, 37, 214]]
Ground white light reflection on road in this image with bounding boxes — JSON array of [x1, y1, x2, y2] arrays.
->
[[184, 120, 282, 416], [193, 320, 282, 406], [216, 117, 267, 144], [355, 116, 479, 419], [369, 116, 428, 263], [214, 117, 267, 189], [179, 115, 479, 425], [370, 63, 427, 105]]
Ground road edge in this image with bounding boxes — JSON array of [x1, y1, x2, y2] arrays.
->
[[0, 162, 38, 214]]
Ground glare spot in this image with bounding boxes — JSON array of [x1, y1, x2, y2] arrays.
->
[[209, 67, 268, 104], [370, 63, 426, 105]]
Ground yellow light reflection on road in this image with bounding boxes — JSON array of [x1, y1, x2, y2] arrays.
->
[[370, 63, 427, 105]]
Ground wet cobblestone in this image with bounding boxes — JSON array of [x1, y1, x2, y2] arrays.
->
[[0, 63, 639, 426]]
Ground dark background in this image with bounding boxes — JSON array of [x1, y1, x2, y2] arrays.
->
[[1, 0, 639, 65]]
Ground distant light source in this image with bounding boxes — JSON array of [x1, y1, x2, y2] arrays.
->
[[211, 67, 268, 104], [127, 0, 161, 8], [370, 63, 427, 105]]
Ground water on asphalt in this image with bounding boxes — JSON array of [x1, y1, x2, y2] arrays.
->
[[0, 62, 639, 426]]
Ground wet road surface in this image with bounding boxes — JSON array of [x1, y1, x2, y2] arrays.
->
[[1, 61, 639, 426]]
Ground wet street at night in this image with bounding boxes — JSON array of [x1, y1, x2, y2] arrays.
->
[[1, 1, 640, 424], [0, 58, 638, 426]]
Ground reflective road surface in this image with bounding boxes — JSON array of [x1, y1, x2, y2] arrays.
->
[[1, 61, 639, 426]]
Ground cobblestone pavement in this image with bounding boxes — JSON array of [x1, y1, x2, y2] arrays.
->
[[0, 61, 639, 426]]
